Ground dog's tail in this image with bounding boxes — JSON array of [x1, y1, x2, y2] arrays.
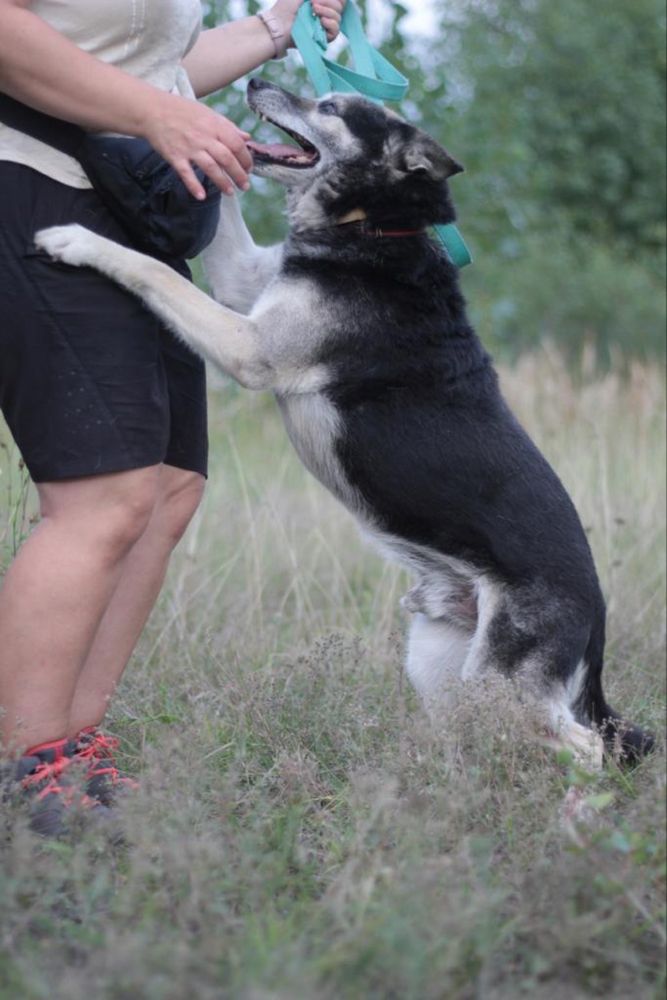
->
[[582, 619, 655, 766]]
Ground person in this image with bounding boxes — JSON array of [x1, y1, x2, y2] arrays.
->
[[0, 0, 344, 833]]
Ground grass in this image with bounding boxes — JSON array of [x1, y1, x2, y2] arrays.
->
[[0, 350, 665, 999]]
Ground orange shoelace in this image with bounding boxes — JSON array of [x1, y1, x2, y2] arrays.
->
[[22, 753, 72, 799], [21, 751, 100, 808], [74, 728, 139, 790]]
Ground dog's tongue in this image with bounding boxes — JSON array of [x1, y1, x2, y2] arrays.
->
[[247, 140, 302, 159]]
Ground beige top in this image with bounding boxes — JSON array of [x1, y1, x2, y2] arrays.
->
[[0, 0, 203, 188]]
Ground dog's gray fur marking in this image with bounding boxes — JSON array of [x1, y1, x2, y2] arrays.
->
[[203, 196, 282, 315], [278, 392, 365, 513]]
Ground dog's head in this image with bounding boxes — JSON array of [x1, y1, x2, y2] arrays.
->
[[245, 79, 463, 232]]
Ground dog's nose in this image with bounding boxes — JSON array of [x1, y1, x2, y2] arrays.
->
[[248, 77, 269, 92]]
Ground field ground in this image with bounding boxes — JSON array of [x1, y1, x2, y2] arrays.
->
[[0, 352, 665, 999]]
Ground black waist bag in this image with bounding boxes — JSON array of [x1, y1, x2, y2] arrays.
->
[[77, 134, 221, 259], [0, 93, 221, 260]]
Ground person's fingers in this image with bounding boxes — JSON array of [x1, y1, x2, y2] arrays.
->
[[191, 150, 236, 196], [324, 18, 340, 40], [312, 0, 345, 14], [147, 99, 253, 196], [311, 1, 345, 19], [206, 140, 251, 191], [173, 157, 207, 201], [311, 1, 344, 40], [212, 118, 254, 173], [219, 131, 254, 173]]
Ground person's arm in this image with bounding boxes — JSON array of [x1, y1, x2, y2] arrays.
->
[[184, 1, 345, 99], [0, 0, 252, 198]]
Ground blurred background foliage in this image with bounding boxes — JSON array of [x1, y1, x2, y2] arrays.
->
[[202, 0, 666, 367]]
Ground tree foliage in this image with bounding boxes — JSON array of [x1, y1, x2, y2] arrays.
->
[[432, 0, 666, 256], [198, 0, 666, 363]]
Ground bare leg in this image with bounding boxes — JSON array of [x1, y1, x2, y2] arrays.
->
[[67, 466, 204, 735], [0, 467, 160, 754]]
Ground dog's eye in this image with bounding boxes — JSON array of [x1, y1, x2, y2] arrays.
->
[[318, 101, 338, 116]]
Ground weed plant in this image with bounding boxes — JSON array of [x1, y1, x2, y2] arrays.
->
[[0, 352, 664, 999]]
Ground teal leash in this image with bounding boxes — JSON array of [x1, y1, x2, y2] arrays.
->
[[290, 2, 472, 269], [291, 2, 410, 104]]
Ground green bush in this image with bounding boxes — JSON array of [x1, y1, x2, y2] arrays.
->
[[461, 230, 667, 367]]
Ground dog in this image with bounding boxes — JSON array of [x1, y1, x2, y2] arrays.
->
[[35, 79, 654, 768]]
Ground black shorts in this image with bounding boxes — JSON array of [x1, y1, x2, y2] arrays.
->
[[0, 162, 208, 482]]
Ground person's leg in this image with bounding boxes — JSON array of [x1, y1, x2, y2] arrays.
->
[[0, 466, 161, 754], [67, 465, 205, 736]]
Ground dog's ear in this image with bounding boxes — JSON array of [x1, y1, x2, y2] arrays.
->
[[391, 130, 463, 181], [403, 134, 464, 181]]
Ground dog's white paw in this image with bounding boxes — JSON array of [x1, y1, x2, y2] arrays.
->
[[34, 224, 100, 268]]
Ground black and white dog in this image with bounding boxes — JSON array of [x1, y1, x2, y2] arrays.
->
[[36, 79, 653, 767]]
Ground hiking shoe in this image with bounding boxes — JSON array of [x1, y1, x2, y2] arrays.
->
[[11, 737, 113, 837], [72, 727, 139, 806]]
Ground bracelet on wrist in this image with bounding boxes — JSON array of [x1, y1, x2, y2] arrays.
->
[[257, 11, 290, 60]]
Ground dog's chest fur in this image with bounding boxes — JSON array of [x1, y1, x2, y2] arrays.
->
[[248, 272, 365, 512], [277, 391, 364, 514]]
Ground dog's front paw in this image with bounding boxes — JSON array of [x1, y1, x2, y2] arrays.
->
[[34, 224, 100, 268]]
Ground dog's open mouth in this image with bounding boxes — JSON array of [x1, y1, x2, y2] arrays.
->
[[247, 113, 320, 170]]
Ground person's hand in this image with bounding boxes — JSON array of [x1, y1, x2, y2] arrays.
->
[[309, 0, 346, 42], [271, 0, 346, 46], [143, 92, 253, 199]]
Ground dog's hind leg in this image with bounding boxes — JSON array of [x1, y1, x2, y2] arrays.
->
[[406, 614, 472, 708], [459, 577, 503, 682], [34, 225, 276, 391], [461, 583, 605, 769], [403, 569, 478, 707]]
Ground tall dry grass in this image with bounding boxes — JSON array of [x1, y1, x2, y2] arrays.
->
[[0, 352, 665, 999]]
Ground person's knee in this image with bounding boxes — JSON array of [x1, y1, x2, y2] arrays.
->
[[153, 470, 205, 548], [38, 466, 161, 562], [107, 486, 158, 552]]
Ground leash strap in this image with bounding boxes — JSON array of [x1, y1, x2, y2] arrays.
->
[[291, 3, 409, 104], [291, 2, 473, 268]]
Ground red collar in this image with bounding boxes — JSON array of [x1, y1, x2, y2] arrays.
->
[[336, 208, 426, 239], [365, 226, 426, 238]]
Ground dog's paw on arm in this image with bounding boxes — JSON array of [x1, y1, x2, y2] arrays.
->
[[34, 224, 99, 268]]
